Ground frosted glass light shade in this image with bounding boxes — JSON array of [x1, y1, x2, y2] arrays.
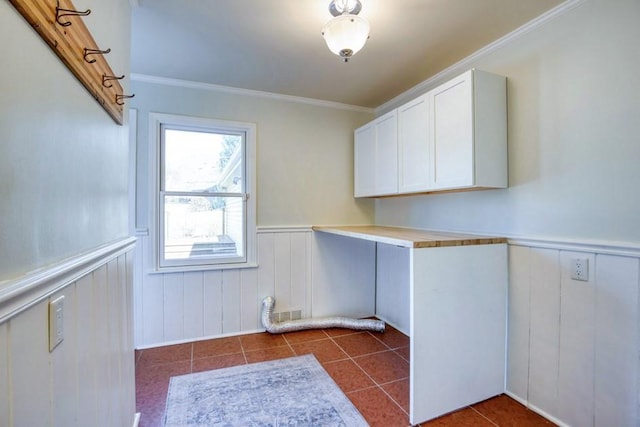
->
[[322, 14, 370, 61]]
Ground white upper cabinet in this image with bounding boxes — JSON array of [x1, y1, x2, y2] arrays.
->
[[430, 69, 507, 191], [354, 110, 398, 197], [398, 93, 430, 193], [354, 69, 507, 197]]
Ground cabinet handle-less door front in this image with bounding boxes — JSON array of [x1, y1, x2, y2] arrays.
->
[[398, 94, 430, 193], [354, 123, 376, 197], [430, 71, 474, 190], [374, 111, 398, 196]]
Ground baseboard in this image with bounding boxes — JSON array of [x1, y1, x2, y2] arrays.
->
[[504, 391, 569, 427], [135, 328, 265, 350]]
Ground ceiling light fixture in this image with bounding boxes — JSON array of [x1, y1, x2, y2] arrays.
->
[[321, 0, 370, 62]]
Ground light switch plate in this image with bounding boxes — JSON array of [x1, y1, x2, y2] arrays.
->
[[49, 295, 65, 352]]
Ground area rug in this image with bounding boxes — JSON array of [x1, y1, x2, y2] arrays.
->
[[163, 354, 369, 426]]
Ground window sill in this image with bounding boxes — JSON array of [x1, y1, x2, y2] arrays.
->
[[148, 262, 258, 274]]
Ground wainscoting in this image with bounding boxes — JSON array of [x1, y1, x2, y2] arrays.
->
[[0, 238, 136, 427], [507, 238, 640, 427], [134, 227, 376, 348], [133, 227, 640, 426]]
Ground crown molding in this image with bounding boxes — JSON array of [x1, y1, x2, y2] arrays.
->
[[375, 0, 586, 115], [130, 74, 375, 114]]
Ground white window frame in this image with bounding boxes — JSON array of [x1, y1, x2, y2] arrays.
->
[[148, 112, 257, 272]]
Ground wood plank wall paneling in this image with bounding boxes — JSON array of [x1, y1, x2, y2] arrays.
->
[[76, 273, 99, 426], [0, 249, 135, 427], [507, 244, 640, 427], [506, 245, 530, 400], [594, 255, 639, 427], [135, 229, 320, 348], [133, 228, 639, 426], [528, 248, 561, 416]]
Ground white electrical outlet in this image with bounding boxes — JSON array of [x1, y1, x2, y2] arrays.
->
[[571, 258, 589, 282], [49, 295, 65, 352]]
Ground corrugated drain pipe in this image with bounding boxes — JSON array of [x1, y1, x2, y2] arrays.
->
[[261, 296, 385, 334]]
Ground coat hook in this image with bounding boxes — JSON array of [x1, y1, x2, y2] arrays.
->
[[55, 0, 91, 27], [102, 74, 125, 88], [115, 94, 135, 105], [84, 48, 111, 64]]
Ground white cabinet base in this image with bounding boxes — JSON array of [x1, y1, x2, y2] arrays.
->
[[409, 244, 508, 424]]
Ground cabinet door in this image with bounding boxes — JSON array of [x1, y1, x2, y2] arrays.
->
[[398, 94, 430, 193], [430, 71, 474, 190], [374, 111, 398, 195], [354, 122, 376, 197]]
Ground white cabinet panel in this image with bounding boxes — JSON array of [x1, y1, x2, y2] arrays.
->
[[431, 72, 474, 189], [430, 69, 507, 191], [354, 110, 398, 197], [594, 255, 639, 427], [410, 244, 507, 424], [354, 122, 377, 197], [375, 111, 399, 195], [398, 94, 430, 193], [311, 232, 376, 318], [354, 69, 506, 198], [375, 243, 410, 334]]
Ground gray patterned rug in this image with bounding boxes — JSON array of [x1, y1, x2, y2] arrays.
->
[[163, 354, 369, 426]]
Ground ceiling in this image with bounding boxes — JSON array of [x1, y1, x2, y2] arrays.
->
[[130, 0, 566, 109]]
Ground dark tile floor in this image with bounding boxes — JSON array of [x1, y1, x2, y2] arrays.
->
[[135, 325, 554, 426]]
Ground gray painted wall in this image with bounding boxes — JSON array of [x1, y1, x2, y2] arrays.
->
[[0, 0, 132, 282], [375, 0, 640, 244], [130, 80, 375, 229]]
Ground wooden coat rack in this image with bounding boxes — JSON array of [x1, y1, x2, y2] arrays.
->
[[8, 0, 133, 125]]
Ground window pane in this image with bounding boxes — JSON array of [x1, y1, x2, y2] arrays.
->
[[163, 195, 244, 261], [163, 129, 242, 192]]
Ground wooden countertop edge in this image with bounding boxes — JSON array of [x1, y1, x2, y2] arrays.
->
[[311, 225, 507, 248]]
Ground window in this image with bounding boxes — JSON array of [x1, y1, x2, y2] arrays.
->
[[150, 113, 256, 271]]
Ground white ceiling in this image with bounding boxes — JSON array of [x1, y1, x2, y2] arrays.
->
[[130, 0, 566, 108]]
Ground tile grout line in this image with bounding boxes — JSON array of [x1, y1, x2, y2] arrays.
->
[[328, 331, 410, 418], [239, 336, 249, 365], [363, 331, 412, 417], [469, 405, 500, 426]]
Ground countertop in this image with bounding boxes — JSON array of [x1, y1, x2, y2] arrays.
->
[[311, 225, 506, 248]]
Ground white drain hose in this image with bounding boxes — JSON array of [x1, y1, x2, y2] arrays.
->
[[261, 296, 385, 334]]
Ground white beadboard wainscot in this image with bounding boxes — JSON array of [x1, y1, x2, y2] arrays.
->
[[0, 238, 136, 427], [134, 226, 376, 348], [507, 238, 640, 427], [135, 227, 313, 348]]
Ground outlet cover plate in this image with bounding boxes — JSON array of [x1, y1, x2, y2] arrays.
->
[[571, 258, 589, 281]]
